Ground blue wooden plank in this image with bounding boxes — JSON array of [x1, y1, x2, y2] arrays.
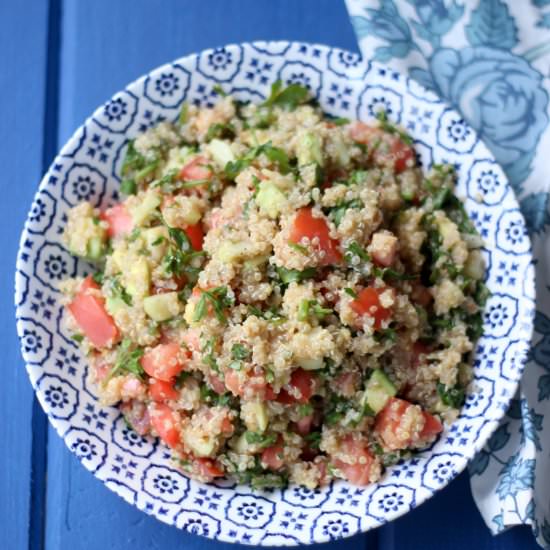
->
[[0, 1, 51, 549]]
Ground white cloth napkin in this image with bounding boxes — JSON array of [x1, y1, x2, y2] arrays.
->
[[344, 0, 550, 546]]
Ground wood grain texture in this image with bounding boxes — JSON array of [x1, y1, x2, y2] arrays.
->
[[1, 0, 541, 548], [0, 1, 52, 549]]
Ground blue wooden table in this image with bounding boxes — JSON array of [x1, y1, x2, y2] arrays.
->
[[1, 1, 540, 548]]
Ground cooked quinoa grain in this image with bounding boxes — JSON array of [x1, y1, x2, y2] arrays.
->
[[60, 82, 487, 489]]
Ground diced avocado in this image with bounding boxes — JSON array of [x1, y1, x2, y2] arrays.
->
[[243, 401, 269, 433], [86, 236, 105, 260], [130, 190, 161, 226], [296, 131, 323, 167], [296, 357, 324, 370], [256, 181, 287, 218], [143, 292, 182, 321], [362, 369, 397, 414], [216, 241, 249, 263], [125, 257, 150, 299], [105, 296, 126, 315], [207, 139, 235, 168], [143, 226, 169, 262]]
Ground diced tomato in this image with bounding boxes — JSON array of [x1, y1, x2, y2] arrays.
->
[[224, 369, 242, 396], [184, 223, 204, 251], [179, 156, 212, 181], [375, 397, 425, 451], [349, 121, 415, 173], [410, 283, 432, 307], [349, 121, 382, 144], [68, 276, 119, 348], [141, 342, 187, 382], [261, 440, 285, 470], [122, 376, 146, 399], [289, 207, 342, 265], [224, 369, 276, 400], [208, 374, 227, 395], [391, 139, 415, 173], [411, 341, 430, 369], [195, 457, 224, 480], [181, 328, 201, 354], [369, 231, 398, 267], [333, 435, 375, 486], [277, 368, 316, 404], [334, 371, 359, 397], [419, 411, 443, 440], [120, 400, 151, 436], [350, 286, 394, 329], [295, 414, 314, 436], [150, 403, 181, 448], [149, 378, 179, 402], [101, 204, 133, 238]]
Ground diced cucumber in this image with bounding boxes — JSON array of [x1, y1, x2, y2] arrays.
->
[[130, 190, 161, 226], [143, 226, 169, 262], [207, 139, 235, 168], [125, 257, 150, 299], [463, 250, 484, 280], [183, 432, 216, 457], [110, 248, 126, 272], [143, 292, 182, 321], [233, 432, 253, 454], [86, 236, 105, 260], [256, 181, 287, 218], [105, 296, 126, 315], [362, 369, 397, 414], [296, 357, 324, 370], [216, 241, 249, 263], [331, 133, 350, 167], [296, 131, 323, 167], [242, 401, 269, 433]]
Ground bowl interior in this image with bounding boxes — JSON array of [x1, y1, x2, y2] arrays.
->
[[14, 41, 535, 546]]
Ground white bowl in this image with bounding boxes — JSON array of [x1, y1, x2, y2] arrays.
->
[[15, 41, 535, 546]]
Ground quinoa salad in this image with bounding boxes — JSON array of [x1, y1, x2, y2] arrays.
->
[[60, 82, 488, 490]]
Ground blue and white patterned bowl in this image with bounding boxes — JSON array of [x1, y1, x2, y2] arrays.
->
[[14, 42, 535, 546]]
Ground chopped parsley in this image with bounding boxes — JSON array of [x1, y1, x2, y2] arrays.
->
[[224, 141, 291, 180], [375, 110, 414, 145], [288, 241, 308, 254], [231, 343, 251, 361], [276, 266, 317, 285], [193, 286, 234, 323], [329, 198, 362, 226], [297, 299, 332, 322], [244, 431, 278, 448], [120, 179, 137, 195], [344, 287, 358, 298], [108, 276, 133, 306], [437, 382, 465, 409], [205, 122, 235, 142], [107, 339, 144, 380], [262, 80, 310, 111]]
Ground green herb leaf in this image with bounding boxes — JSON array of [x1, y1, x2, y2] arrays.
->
[[231, 343, 251, 360], [178, 102, 189, 125], [205, 122, 235, 142], [213, 84, 228, 97], [329, 198, 362, 226], [263, 80, 310, 111], [298, 403, 313, 417], [304, 431, 321, 449], [245, 431, 278, 448], [108, 339, 145, 380], [193, 286, 234, 323], [344, 241, 370, 264], [437, 382, 465, 409], [373, 267, 418, 281], [109, 277, 133, 306], [71, 334, 84, 343], [121, 140, 146, 176], [375, 110, 414, 145], [120, 179, 137, 195], [344, 287, 357, 298], [92, 271, 104, 285], [276, 266, 317, 285]]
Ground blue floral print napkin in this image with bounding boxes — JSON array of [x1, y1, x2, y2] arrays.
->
[[344, 0, 550, 546]]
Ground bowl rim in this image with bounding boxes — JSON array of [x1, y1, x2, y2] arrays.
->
[[14, 40, 536, 545]]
